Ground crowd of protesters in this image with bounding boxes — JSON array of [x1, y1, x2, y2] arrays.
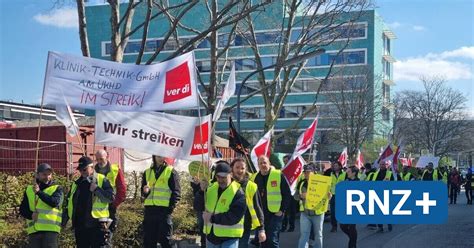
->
[[20, 150, 473, 248]]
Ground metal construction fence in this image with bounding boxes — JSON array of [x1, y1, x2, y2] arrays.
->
[[0, 138, 123, 175]]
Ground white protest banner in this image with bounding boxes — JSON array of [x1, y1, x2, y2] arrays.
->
[[43, 51, 198, 111], [416, 156, 440, 168], [95, 111, 210, 161]]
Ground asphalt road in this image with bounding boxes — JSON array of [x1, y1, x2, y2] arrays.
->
[[275, 191, 474, 248]]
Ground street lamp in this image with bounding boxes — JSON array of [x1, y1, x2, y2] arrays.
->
[[236, 48, 326, 132]]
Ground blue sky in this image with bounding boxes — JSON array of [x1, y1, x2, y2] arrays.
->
[[0, 0, 473, 115]]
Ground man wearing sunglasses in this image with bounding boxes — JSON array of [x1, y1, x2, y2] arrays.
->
[[63, 156, 115, 248]]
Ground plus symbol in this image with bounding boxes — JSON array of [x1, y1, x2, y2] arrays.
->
[[415, 192, 437, 214]]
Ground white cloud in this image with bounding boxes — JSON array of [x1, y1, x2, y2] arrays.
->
[[431, 46, 474, 60], [394, 47, 474, 81], [412, 25, 426, 31], [388, 21, 401, 29], [33, 7, 78, 28]]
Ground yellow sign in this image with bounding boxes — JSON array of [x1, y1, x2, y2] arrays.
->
[[305, 174, 332, 210], [188, 161, 210, 179]]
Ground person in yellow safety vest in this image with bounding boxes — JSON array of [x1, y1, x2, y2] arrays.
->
[[421, 162, 440, 181], [142, 155, 181, 248], [250, 155, 291, 248], [230, 158, 266, 248], [202, 161, 247, 248], [340, 166, 360, 248], [373, 161, 394, 233], [329, 161, 346, 232], [295, 164, 332, 248], [19, 163, 63, 248], [62, 156, 115, 248], [94, 149, 127, 246], [400, 166, 415, 181]]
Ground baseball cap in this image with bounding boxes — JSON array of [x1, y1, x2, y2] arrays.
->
[[78, 156, 94, 170], [215, 161, 231, 177], [37, 163, 53, 173]]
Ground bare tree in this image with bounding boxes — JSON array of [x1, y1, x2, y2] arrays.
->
[[394, 76, 469, 157], [230, 0, 372, 138], [73, 0, 272, 114], [324, 66, 384, 158]]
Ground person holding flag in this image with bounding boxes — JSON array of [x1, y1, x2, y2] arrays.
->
[[250, 155, 291, 248], [19, 163, 63, 248], [230, 158, 266, 248], [141, 155, 181, 248]]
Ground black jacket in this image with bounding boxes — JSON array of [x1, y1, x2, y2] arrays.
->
[[239, 178, 265, 231], [252, 169, 291, 215], [141, 163, 181, 214], [62, 174, 115, 229], [200, 181, 246, 245], [19, 180, 63, 220]]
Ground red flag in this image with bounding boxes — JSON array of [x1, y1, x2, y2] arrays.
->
[[356, 149, 364, 168], [294, 115, 319, 156], [392, 144, 402, 180], [250, 129, 272, 172], [338, 147, 348, 167], [375, 144, 394, 168], [282, 155, 306, 195]]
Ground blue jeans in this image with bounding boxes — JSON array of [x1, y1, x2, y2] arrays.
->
[[206, 238, 239, 248], [262, 213, 283, 248], [298, 212, 324, 248]]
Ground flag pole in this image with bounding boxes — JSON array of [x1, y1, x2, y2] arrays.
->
[[34, 52, 53, 184]]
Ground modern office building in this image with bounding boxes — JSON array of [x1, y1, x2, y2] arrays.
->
[[85, 2, 395, 159]]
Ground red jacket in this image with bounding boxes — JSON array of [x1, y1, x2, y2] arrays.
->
[[113, 168, 127, 208], [95, 163, 127, 208]]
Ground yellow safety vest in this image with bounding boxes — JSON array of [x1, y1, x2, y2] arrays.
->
[[330, 172, 346, 194], [144, 165, 173, 207], [421, 169, 439, 181], [442, 171, 448, 184], [250, 169, 282, 213], [68, 173, 109, 220], [400, 172, 412, 181], [371, 170, 392, 181], [204, 181, 244, 237], [25, 185, 62, 234], [104, 163, 120, 190], [244, 181, 261, 230], [298, 180, 329, 215]]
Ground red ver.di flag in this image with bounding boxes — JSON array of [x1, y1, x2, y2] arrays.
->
[[250, 129, 272, 171], [282, 155, 306, 194], [43, 51, 198, 111], [95, 111, 210, 161]]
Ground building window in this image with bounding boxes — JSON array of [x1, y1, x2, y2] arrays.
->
[[309, 50, 365, 67], [383, 60, 391, 80], [383, 35, 391, 55]]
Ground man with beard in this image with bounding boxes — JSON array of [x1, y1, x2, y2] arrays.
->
[[20, 163, 63, 248]]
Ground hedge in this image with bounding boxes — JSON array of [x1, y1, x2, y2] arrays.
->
[[0, 171, 197, 247]]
